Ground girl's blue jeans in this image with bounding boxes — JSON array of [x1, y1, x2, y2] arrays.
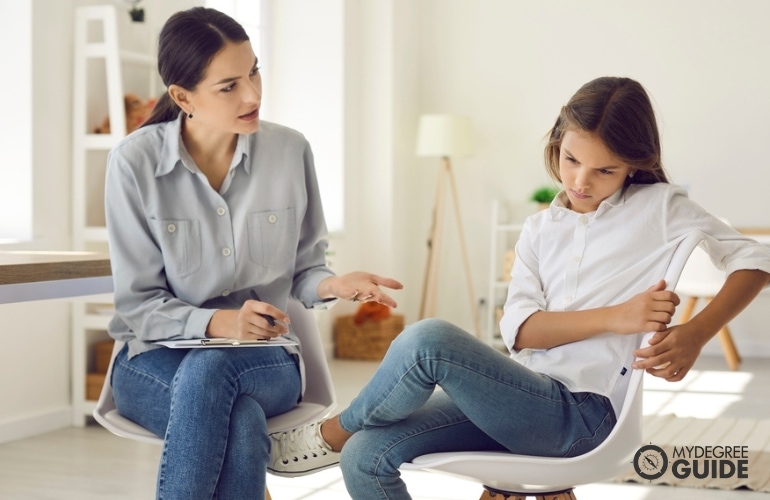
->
[[337, 318, 617, 500], [111, 343, 301, 500]]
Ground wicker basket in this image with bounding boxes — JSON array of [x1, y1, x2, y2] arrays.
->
[[334, 314, 405, 360]]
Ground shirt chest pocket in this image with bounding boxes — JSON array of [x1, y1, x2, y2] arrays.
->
[[247, 208, 297, 268], [149, 218, 202, 278]]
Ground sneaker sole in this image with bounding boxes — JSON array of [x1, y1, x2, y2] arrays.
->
[[267, 461, 340, 478]]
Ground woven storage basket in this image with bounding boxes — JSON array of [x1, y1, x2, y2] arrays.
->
[[334, 314, 404, 360]]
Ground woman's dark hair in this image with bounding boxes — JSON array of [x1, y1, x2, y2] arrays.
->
[[142, 7, 249, 127], [544, 77, 669, 186]]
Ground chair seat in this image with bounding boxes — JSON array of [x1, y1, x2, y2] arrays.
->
[[102, 410, 163, 444], [100, 401, 332, 446], [404, 450, 628, 493]]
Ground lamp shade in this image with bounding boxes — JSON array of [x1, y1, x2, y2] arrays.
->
[[415, 114, 475, 158]]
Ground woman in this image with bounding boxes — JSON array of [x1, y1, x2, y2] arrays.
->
[[104, 7, 401, 500]]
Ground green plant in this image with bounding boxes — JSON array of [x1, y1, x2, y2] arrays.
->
[[530, 186, 559, 204]]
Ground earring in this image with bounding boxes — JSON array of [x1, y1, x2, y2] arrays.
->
[[187, 112, 193, 119], [629, 171, 635, 178]]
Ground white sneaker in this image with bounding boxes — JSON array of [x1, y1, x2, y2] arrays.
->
[[268, 421, 340, 477]]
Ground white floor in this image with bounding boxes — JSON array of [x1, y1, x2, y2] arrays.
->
[[0, 355, 768, 499]]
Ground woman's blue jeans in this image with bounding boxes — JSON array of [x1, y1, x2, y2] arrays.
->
[[337, 319, 617, 500], [111, 344, 301, 500]]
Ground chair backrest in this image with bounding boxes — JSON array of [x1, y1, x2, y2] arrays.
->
[[402, 231, 706, 492], [675, 244, 725, 297], [93, 299, 336, 442]]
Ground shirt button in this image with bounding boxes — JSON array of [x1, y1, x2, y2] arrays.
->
[[573, 256, 581, 264], [216, 207, 226, 216], [222, 289, 231, 297], [579, 215, 589, 225], [222, 247, 232, 257], [167, 224, 176, 233], [564, 296, 573, 303], [268, 214, 277, 224]]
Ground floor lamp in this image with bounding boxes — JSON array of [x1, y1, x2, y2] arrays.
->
[[416, 114, 481, 337]]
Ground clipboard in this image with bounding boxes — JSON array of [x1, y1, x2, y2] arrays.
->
[[154, 337, 298, 349]]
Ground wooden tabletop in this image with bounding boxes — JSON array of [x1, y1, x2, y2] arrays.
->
[[0, 251, 111, 286]]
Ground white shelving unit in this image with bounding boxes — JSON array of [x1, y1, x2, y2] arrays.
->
[[485, 200, 523, 350], [70, 5, 157, 426]]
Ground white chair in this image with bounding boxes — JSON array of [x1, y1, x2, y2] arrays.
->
[[675, 243, 742, 370], [400, 232, 705, 500], [93, 299, 337, 499]]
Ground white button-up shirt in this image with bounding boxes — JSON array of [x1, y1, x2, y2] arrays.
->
[[105, 114, 335, 360], [500, 183, 770, 416]]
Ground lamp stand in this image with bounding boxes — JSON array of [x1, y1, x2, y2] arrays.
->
[[419, 156, 481, 337]]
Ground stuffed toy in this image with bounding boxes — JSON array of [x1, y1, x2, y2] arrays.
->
[[94, 93, 156, 135], [353, 301, 392, 326]]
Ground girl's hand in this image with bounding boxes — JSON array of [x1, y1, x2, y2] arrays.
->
[[632, 322, 704, 381], [610, 280, 680, 335], [207, 300, 289, 340], [318, 272, 404, 308]]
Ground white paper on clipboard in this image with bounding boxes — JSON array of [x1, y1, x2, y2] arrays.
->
[[154, 337, 298, 349]]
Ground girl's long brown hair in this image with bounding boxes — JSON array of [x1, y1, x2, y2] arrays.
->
[[544, 77, 669, 186]]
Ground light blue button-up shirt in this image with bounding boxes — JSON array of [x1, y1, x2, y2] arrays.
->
[[104, 114, 335, 360], [501, 183, 770, 416]]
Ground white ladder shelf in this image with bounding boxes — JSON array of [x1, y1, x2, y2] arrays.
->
[[70, 5, 156, 426]]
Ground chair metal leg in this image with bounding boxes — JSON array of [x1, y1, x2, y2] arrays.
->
[[479, 487, 575, 499], [478, 490, 525, 500]]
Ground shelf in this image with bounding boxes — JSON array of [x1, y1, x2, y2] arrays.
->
[[83, 134, 119, 150], [492, 337, 507, 352], [83, 226, 109, 243], [83, 313, 112, 330], [486, 200, 524, 346], [71, 4, 153, 426]]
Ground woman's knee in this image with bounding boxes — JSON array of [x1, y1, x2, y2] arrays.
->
[[229, 396, 269, 458]]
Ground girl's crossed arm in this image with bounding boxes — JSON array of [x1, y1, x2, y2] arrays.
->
[[514, 280, 679, 351]]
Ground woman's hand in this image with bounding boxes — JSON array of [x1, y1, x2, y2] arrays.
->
[[610, 279, 680, 335], [318, 272, 404, 308], [206, 299, 290, 340]]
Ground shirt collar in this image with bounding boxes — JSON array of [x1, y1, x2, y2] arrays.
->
[[155, 112, 185, 177], [548, 187, 627, 220], [154, 112, 252, 177]]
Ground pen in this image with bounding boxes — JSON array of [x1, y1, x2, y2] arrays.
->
[[201, 338, 243, 346], [249, 290, 276, 327]]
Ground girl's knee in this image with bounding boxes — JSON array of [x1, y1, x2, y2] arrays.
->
[[392, 318, 467, 351], [339, 431, 397, 478]]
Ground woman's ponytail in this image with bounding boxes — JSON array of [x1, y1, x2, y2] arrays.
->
[[141, 93, 180, 128]]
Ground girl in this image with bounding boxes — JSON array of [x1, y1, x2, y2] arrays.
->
[[104, 7, 401, 500], [268, 76, 770, 499]]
